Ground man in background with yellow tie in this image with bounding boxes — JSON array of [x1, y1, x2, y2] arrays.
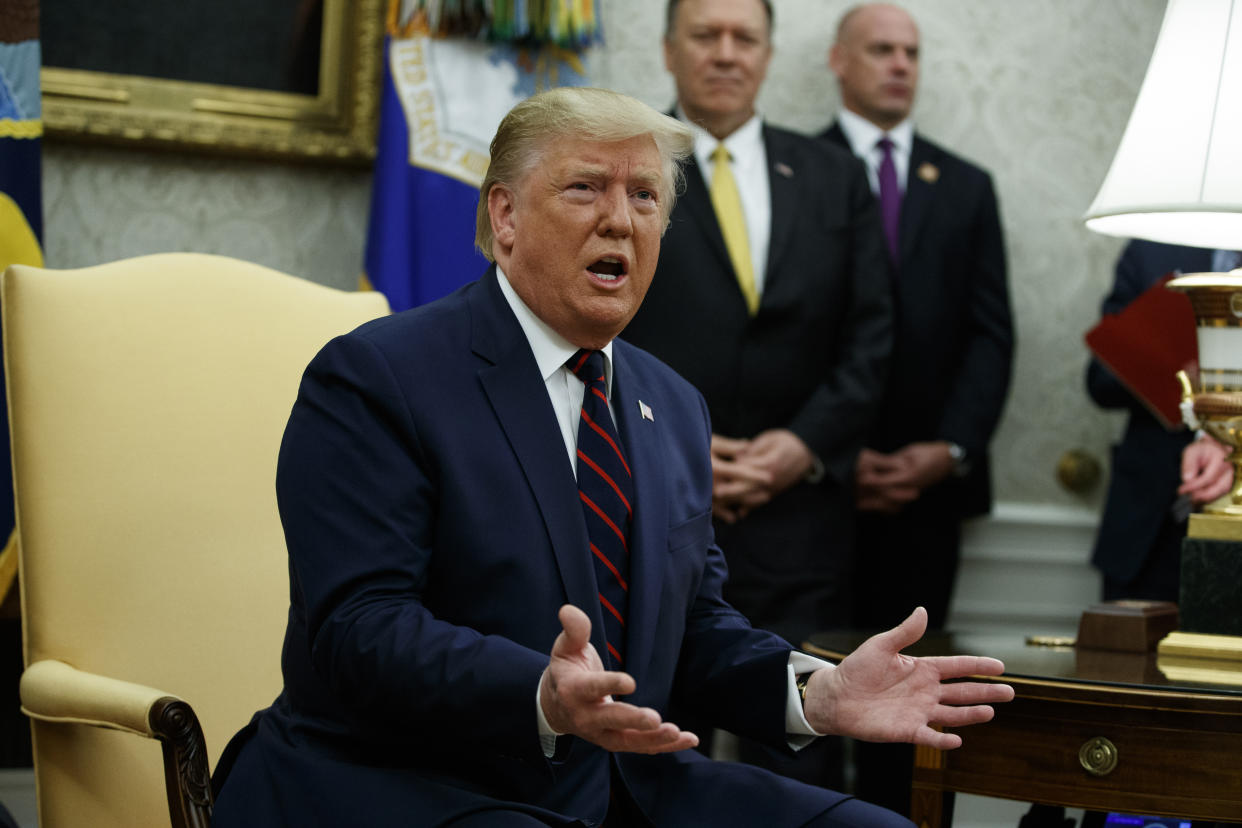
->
[[820, 3, 1014, 817], [621, 0, 893, 790]]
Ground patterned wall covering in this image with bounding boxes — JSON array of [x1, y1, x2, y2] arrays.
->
[[41, 0, 1166, 508]]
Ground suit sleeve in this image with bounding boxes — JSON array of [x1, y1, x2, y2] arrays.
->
[[276, 333, 550, 760], [936, 172, 1014, 456], [787, 157, 894, 485]]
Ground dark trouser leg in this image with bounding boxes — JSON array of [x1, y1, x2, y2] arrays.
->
[[851, 508, 960, 815], [736, 734, 845, 791], [805, 797, 916, 828]]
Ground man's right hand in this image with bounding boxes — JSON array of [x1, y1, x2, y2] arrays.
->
[[1180, 435, 1234, 504], [539, 605, 699, 754], [709, 434, 774, 523]]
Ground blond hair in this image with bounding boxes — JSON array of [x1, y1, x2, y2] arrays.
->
[[475, 87, 693, 261]]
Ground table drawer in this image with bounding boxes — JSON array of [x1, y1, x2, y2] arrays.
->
[[915, 693, 1242, 820]]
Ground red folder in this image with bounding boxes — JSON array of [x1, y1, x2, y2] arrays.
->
[[1085, 273, 1198, 430]]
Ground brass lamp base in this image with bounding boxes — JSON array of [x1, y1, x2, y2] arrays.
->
[[1156, 631, 1242, 685], [1188, 511, 1242, 540], [1158, 630, 1242, 661]]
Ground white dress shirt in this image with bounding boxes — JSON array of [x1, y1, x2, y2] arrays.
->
[[835, 108, 915, 197], [495, 267, 829, 753], [678, 109, 772, 297]]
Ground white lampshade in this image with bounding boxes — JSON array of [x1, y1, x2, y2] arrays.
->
[[1084, 0, 1242, 249]]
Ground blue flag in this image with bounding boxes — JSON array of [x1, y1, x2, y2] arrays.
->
[[0, 0, 43, 584], [363, 10, 589, 312]]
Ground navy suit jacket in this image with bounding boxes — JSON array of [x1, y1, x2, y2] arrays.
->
[[1087, 240, 1208, 585], [212, 269, 842, 827], [822, 124, 1013, 520]]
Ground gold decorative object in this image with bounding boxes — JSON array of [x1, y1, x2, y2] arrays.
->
[[1078, 736, 1119, 777], [40, 0, 383, 164], [1169, 271, 1242, 516]]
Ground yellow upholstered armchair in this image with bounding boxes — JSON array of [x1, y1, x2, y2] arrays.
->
[[2, 254, 390, 827]]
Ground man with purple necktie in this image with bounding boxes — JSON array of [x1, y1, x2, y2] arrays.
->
[[820, 2, 1014, 817]]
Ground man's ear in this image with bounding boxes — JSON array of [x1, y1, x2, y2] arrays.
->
[[827, 44, 844, 79], [489, 184, 517, 250]]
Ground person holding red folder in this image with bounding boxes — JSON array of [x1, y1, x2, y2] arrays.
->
[[1086, 240, 1238, 602]]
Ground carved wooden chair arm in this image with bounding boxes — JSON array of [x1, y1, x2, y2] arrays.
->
[[20, 659, 214, 828]]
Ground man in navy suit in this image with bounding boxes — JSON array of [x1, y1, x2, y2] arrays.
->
[[1089, 240, 1241, 601], [820, 3, 1014, 817], [210, 86, 1011, 827]]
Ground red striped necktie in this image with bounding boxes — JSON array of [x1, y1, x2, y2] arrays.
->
[[567, 349, 633, 668]]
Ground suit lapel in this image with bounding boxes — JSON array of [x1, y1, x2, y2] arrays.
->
[[898, 136, 939, 266], [610, 345, 666, 678], [469, 271, 603, 644], [764, 126, 798, 290], [679, 155, 735, 279]]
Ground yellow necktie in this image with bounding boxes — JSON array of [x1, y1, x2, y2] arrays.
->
[[709, 144, 758, 315]]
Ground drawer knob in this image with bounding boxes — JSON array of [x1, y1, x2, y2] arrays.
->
[[1079, 736, 1118, 776]]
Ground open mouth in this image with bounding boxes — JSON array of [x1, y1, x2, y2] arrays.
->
[[588, 257, 627, 281]]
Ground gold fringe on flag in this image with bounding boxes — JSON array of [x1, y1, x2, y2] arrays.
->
[[398, 0, 603, 50]]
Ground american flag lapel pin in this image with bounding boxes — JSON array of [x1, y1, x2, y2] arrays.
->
[[638, 400, 654, 422]]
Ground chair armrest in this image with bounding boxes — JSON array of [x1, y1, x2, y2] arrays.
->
[[20, 659, 213, 828], [20, 658, 176, 736]]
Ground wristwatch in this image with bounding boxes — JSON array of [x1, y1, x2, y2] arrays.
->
[[947, 442, 971, 478], [796, 672, 811, 706]]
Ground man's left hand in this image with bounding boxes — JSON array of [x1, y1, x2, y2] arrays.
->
[[735, 429, 815, 496], [801, 607, 1014, 750]]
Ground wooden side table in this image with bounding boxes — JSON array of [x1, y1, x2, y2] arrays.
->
[[804, 632, 1242, 826]]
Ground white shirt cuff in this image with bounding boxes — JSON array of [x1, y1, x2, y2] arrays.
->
[[536, 676, 563, 757], [785, 651, 832, 749]]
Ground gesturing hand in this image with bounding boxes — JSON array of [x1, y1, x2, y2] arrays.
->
[[802, 607, 1014, 750], [538, 605, 699, 754]]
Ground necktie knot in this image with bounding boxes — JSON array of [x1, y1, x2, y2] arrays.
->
[[712, 143, 731, 165], [568, 349, 606, 390]]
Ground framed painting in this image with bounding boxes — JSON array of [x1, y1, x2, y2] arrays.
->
[[39, 0, 385, 164]]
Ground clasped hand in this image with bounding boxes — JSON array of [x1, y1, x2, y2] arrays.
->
[[710, 430, 814, 523], [855, 442, 955, 514]]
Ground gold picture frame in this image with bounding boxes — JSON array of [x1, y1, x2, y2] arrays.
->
[[40, 0, 384, 164]]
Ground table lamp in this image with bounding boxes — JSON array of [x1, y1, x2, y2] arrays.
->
[[1084, 0, 1242, 664]]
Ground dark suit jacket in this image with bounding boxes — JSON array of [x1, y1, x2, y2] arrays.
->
[[822, 124, 1013, 521], [621, 124, 891, 640], [1087, 240, 1207, 586], [212, 270, 843, 827]]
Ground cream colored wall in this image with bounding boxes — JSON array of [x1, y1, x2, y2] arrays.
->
[[42, 0, 1167, 513]]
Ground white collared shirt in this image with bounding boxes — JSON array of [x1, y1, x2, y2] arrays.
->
[[496, 265, 615, 476], [678, 108, 772, 296], [835, 108, 915, 197], [494, 267, 829, 750]]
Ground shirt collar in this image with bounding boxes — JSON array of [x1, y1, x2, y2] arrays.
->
[[495, 265, 614, 395], [836, 108, 914, 158], [676, 106, 765, 171]]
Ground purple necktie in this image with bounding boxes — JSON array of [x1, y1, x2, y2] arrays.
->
[[877, 136, 902, 263]]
